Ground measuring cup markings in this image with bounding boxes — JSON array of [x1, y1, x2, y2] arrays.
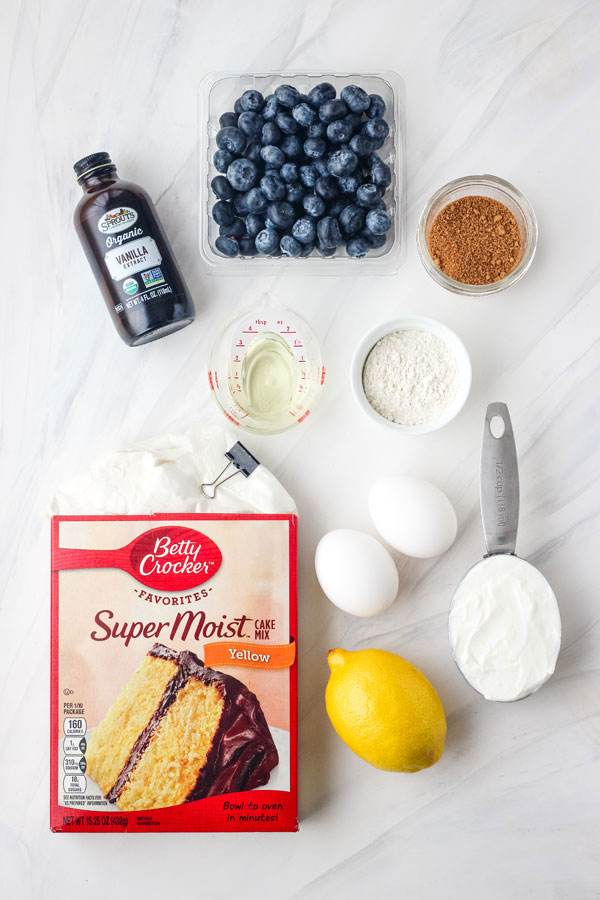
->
[[209, 306, 325, 434]]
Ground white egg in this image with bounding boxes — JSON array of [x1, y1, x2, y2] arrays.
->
[[369, 475, 457, 559], [315, 529, 399, 617]]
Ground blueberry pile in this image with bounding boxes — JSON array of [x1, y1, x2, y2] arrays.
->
[[210, 82, 393, 259]]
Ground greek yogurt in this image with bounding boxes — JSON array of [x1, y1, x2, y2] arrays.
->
[[449, 554, 561, 702]]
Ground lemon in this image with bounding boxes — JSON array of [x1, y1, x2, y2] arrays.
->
[[325, 648, 446, 772]]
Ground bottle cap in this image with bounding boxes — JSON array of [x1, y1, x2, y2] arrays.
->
[[73, 152, 114, 181]]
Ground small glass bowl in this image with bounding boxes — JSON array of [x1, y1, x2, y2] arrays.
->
[[416, 175, 538, 296]]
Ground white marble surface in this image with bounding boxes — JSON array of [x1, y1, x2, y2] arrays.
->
[[1, 0, 599, 897]]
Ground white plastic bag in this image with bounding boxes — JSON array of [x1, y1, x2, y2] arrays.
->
[[50, 423, 296, 516]]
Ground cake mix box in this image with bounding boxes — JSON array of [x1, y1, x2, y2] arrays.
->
[[50, 513, 298, 832]]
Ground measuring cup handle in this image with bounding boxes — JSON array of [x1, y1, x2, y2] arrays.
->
[[480, 402, 520, 555]]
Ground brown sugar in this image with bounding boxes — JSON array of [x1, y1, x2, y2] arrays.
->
[[427, 195, 522, 285]]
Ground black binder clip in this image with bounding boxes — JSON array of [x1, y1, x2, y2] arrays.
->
[[200, 442, 260, 499]]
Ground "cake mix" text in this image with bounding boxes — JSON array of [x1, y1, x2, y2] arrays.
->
[[90, 608, 253, 647]]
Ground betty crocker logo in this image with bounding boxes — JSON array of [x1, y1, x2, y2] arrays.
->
[[52, 526, 222, 591], [129, 527, 222, 590]]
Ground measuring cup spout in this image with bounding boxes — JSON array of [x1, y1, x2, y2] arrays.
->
[[480, 402, 520, 555]]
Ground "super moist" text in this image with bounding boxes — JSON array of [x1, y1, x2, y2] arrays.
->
[[90, 608, 253, 647]]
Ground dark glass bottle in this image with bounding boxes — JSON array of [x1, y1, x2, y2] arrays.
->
[[73, 152, 195, 346]]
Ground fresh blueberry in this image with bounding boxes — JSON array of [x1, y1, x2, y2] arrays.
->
[[340, 204, 367, 235], [262, 94, 279, 120], [304, 137, 327, 159], [344, 112, 363, 134], [317, 243, 336, 257], [315, 175, 339, 201], [226, 158, 258, 191], [245, 213, 264, 238], [211, 175, 233, 200], [219, 217, 246, 238], [239, 235, 258, 256], [212, 200, 235, 227], [233, 191, 250, 216], [363, 117, 389, 145], [261, 121, 281, 145], [338, 174, 361, 195], [327, 119, 353, 144], [213, 149, 233, 173], [267, 201, 296, 228], [307, 82, 336, 108], [280, 234, 302, 257], [350, 133, 374, 157], [327, 198, 350, 218], [345, 236, 371, 257], [260, 144, 285, 168], [307, 122, 327, 138], [361, 228, 387, 248], [274, 84, 300, 108], [327, 147, 358, 177], [292, 102, 317, 127], [245, 187, 269, 213], [219, 111, 238, 128], [240, 89, 264, 112], [216, 126, 246, 155], [280, 134, 303, 159], [313, 157, 329, 176], [215, 235, 239, 257], [303, 193, 326, 218], [243, 141, 262, 162], [299, 165, 318, 188], [292, 217, 317, 244], [234, 97, 244, 115], [280, 162, 299, 183], [356, 182, 383, 208], [275, 112, 299, 135], [255, 228, 280, 254], [370, 157, 392, 187], [286, 184, 305, 206], [238, 111, 263, 139], [367, 93, 386, 119], [318, 98, 348, 123], [264, 217, 280, 232], [260, 173, 286, 201], [317, 216, 342, 248], [365, 208, 392, 234], [299, 241, 315, 257], [340, 84, 370, 113]]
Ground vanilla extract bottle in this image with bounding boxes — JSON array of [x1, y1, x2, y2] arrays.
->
[[73, 152, 195, 346]]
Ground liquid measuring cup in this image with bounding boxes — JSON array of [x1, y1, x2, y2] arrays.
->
[[208, 305, 325, 435]]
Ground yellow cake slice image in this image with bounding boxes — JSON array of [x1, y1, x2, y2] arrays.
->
[[86, 643, 278, 811]]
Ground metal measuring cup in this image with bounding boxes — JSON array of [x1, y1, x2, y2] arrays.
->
[[449, 402, 561, 701]]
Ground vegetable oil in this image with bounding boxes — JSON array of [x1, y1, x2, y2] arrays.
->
[[239, 334, 297, 424]]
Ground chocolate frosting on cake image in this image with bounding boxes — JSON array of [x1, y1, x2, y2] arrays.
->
[[86, 643, 279, 811]]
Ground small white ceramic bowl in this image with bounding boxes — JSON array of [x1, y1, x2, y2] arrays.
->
[[350, 315, 472, 434]]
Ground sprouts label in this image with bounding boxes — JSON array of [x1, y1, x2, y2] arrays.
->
[[97, 206, 138, 234]]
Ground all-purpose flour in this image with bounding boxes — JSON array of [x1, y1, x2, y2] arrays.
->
[[362, 330, 460, 426]]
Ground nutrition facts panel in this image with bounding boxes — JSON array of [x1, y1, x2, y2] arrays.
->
[[62, 717, 87, 794]]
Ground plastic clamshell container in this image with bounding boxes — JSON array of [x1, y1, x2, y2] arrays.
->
[[198, 71, 406, 275]]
